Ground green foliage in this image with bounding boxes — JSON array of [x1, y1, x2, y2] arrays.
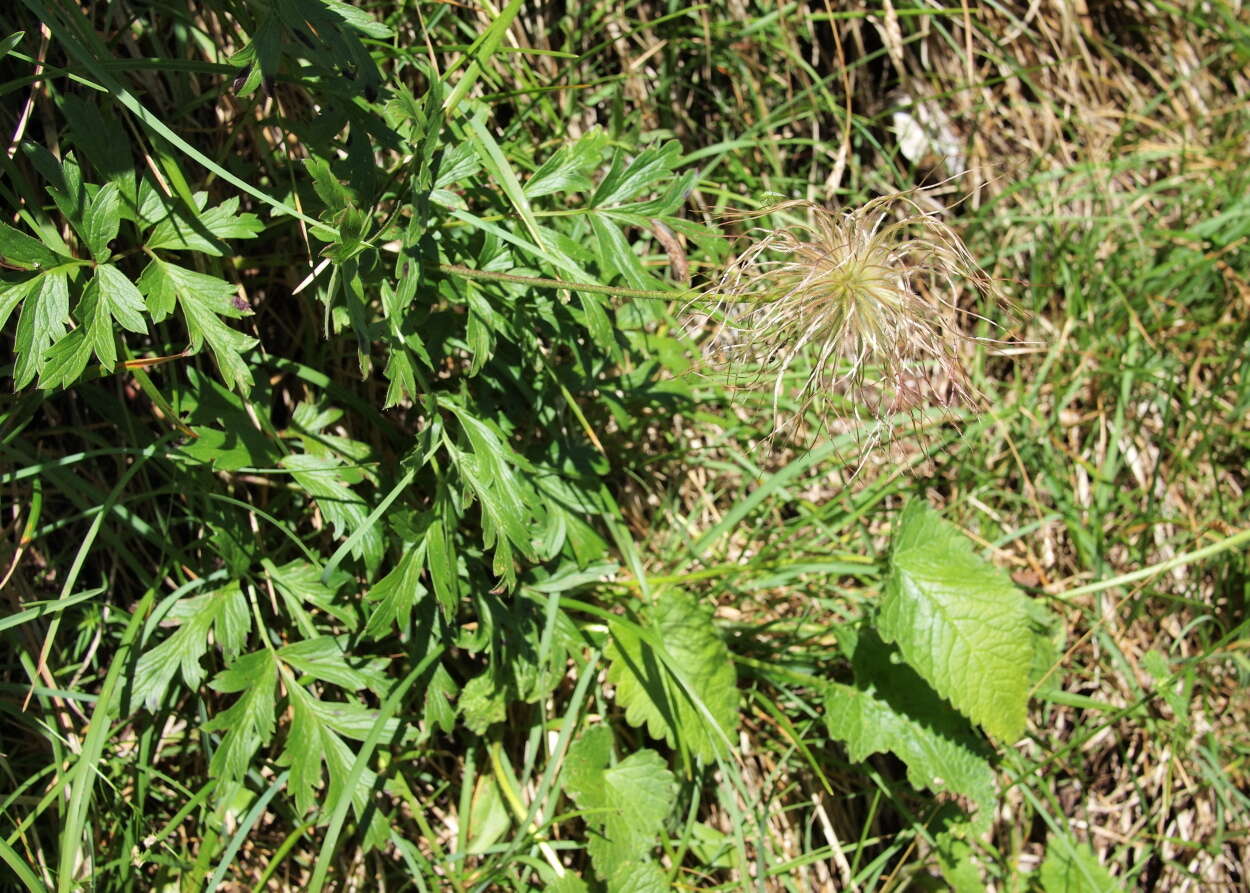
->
[[564, 725, 678, 884], [5, 0, 1243, 889], [606, 589, 739, 763], [877, 500, 1038, 742], [1038, 836, 1122, 892]]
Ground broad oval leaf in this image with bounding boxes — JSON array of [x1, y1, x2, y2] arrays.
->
[[877, 501, 1037, 742]]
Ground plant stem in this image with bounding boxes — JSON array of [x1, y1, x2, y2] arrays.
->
[[434, 261, 696, 301], [1060, 526, 1250, 598]]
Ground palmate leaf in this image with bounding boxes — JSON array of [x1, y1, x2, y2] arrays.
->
[[145, 194, 262, 256], [0, 221, 68, 270], [279, 453, 384, 571], [563, 725, 677, 882], [877, 501, 1039, 742], [40, 264, 147, 388], [137, 257, 257, 390], [363, 545, 427, 639], [605, 590, 738, 763], [281, 668, 389, 848], [203, 649, 279, 784], [441, 404, 540, 587], [131, 583, 250, 711]]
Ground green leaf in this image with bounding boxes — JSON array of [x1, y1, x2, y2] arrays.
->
[[877, 501, 1038, 742], [137, 257, 256, 389], [591, 141, 682, 209], [466, 773, 512, 854], [13, 270, 69, 388], [131, 583, 250, 711], [443, 404, 541, 587], [40, 264, 146, 387], [81, 180, 122, 260], [605, 861, 669, 893], [281, 453, 384, 571], [563, 725, 677, 881], [590, 215, 660, 291], [0, 222, 68, 269], [145, 195, 262, 255], [363, 547, 427, 639], [525, 129, 608, 198], [265, 558, 356, 631], [281, 672, 389, 847], [94, 263, 148, 333], [1038, 836, 1121, 892], [605, 590, 738, 762], [60, 94, 134, 201], [0, 32, 24, 60], [278, 636, 387, 695], [823, 628, 996, 825], [204, 649, 279, 783], [421, 664, 457, 736], [319, 0, 393, 39], [424, 515, 460, 616], [459, 672, 507, 733], [464, 108, 547, 250]]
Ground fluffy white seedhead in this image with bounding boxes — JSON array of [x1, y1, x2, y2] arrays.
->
[[700, 193, 1010, 446]]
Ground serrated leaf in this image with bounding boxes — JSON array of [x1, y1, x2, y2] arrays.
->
[[40, 264, 145, 385], [525, 129, 608, 198], [131, 583, 250, 711], [13, 270, 69, 388], [877, 501, 1037, 742], [204, 649, 278, 783], [443, 406, 540, 587], [460, 672, 508, 733], [265, 558, 356, 631], [82, 180, 122, 260], [591, 141, 682, 209], [363, 547, 427, 639], [0, 277, 35, 335], [94, 263, 148, 333], [23, 145, 87, 226], [564, 725, 677, 881], [606, 861, 669, 893], [590, 215, 659, 291], [279, 675, 389, 848], [605, 590, 738, 762], [60, 94, 135, 201], [283, 674, 372, 808], [281, 453, 383, 571], [823, 629, 996, 826], [320, 0, 394, 38], [39, 328, 92, 390], [278, 636, 387, 694], [0, 222, 68, 269], [1038, 836, 1121, 893], [422, 663, 457, 735], [424, 516, 460, 615], [136, 257, 256, 389], [145, 195, 262, 255]]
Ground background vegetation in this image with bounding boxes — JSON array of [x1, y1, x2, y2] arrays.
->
[[1, 0, 1248, 890]]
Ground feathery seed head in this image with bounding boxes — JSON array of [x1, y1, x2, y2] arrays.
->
[[702, 193, 1007, 440]]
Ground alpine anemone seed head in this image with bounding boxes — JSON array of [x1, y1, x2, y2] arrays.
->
[[702, 193, 1009, 442]]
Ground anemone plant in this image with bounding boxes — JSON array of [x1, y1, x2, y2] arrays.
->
[[703, 193, 1011, 441]]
